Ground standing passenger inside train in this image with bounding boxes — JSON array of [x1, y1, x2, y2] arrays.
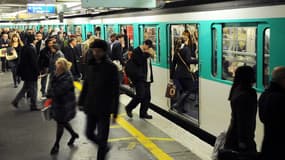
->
[[12, 34, 40, 111], [170, 31, 198, 113], [63, 38, 81, 81], [8, 34, 23, 88], [35, 32, 45, 56], [47, 58, 78, 155], [259, 66, 285, 160], [78, 39, 119, 160], [224, 66, 257, 155], [125, 40, 154, 119], [0, 33, 10, 72]]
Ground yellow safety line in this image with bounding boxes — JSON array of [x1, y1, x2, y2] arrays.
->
[[108, 137, 135, 142], [148, 137, 175, 141], [116, 116, 173, 160], [74, 81, 173, 160]]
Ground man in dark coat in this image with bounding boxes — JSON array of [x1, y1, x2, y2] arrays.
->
[[12, 34, 40, 111], [125, 40, 154, 119], [110, 34, 125, 83], [259, 66, 285, 160], [63, 38, 81, 81], [0, 33, 10, 72], [78, 39, 119, 160]]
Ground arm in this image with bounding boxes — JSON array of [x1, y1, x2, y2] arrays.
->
[[53, 77, 74, 97], [170, 54, 177, 79], [78, 79, 88, 107], [132, 48, 149, 66], [182, 47, 198, 65]]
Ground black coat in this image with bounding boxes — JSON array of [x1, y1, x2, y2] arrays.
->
[[130, 47, 153, 83], [170, 45, 198, 79], [63, 45, 80, 78], [17, 44, 39, 81], [259, 82, 285, 160], [110, 41, 124, 66], [38, 47, 50, 72], [0, 39, 10, 49], [47, 71, 76, 123], [225, 85, 257, 152], [78, 57, 119, 117]]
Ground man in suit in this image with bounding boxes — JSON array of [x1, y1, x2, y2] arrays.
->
[[259, 66, 285, 160], [0, 33, 10, 72], [78, 39, 119, 160], [12, 34, 40, 111], [63, 38, 81, 81], [125, 40, 154, 119]]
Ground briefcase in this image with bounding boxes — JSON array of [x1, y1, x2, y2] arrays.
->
[[165, 82, 177, 99]]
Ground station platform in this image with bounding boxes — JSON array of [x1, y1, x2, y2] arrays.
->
[[0, 72, 212, 160]]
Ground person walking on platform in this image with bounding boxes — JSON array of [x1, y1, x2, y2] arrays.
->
[[78, 39, 120, 160], [110, 34, 125, 83], [47, 58, 78, 155], [12, 34, 40, 111], [224, 66, 257, 156], [38, 38, 54, 98], [63, 38, 81, 81], [259, 66, 285, 160], [8, 33, 23, 88], [125, 40, 155, 119], [0, 33, 10, 72]]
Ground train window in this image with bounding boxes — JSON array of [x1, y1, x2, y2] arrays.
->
[[222, 26, 257, 81], [144, 26, 160, 63], [120, 25, 134, 48], [106, 25, 114, 41], [212, 28, 217, 77], [264, 28, 270, 87]]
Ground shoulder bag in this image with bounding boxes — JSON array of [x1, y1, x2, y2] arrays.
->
[[176, 52, 195, 81], [6, 47, 18, 61]]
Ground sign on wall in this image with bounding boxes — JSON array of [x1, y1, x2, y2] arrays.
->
[[81, 0, 158, 8]]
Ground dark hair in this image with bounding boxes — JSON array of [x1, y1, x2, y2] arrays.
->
[[144, 39, 153, 48], [51, 44, 60, 51], [90, 39, 108, 51], [110, 33, 116, 38], [229, 66, 256, 100], [95, 26, 101, 31], [68, 38, 76, 44], [36, 32, 42, 35], [45, 39, 53, 46], [26, 34, 36, 43], [116, 34, 124, 39]]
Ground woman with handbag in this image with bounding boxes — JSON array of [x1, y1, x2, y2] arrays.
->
[[8, 34, 23, 88], [47, 58, 79, 155], [170, 31, 198, 113]]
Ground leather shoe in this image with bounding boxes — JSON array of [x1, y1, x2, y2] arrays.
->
[[30, 107, 40, 111], [11, 101, 18, 108], [140, 114, 153, 119], [125, 108, 133, 118]]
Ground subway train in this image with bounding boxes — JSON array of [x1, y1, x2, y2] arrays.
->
[[1, 2, 285, 150]]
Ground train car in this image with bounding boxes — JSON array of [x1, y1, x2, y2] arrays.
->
[[2, 2, 285, 150]]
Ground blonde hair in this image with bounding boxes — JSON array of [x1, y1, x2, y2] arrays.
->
[[56, 58, 72, 72]]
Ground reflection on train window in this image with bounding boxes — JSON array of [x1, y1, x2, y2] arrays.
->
[[222, 27, 257, 81], [120, 25, 134, 48], [212, 28, 217, 77], [169, 24, 199, 123], [94, 26, 101, 38], [144, 26, 160, 63], [106, 25, 114, 41], [264, 28, 270, 87]]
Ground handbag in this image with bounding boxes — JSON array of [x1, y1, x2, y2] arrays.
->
[[6, 47, 18, 61], [176, 52, 196, 81], [0, 48, 7, 58], [165, 82, 177, 99]]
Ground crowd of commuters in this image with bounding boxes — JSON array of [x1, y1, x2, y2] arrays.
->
[[1, 26, 284, 160]]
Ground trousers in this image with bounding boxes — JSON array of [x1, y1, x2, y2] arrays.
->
[[13, 81, 37, 107]]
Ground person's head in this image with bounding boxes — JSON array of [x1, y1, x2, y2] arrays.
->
[[55, 57, 72, 74], [50, 44, 60, 53], [36, 32, 43, 41], [182, 30, 191, 44], [90, 39, 108, 60], [2, 33, 8, 41], [68, 38, 77, 47], [57, 32, 63, 40], [271, 66, 285, 89], [45, 39, 54, 48], [142, 39, 153, 51], [233, 66, 256, 87], [110, 33, 117, 42], [127, 47, 134, 59], [87, 32, 92, 39], [27, 33, 37, 44], [76, 35, 82, 44], [39, 26, 44, 32], [11, 34, 19, 43]]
